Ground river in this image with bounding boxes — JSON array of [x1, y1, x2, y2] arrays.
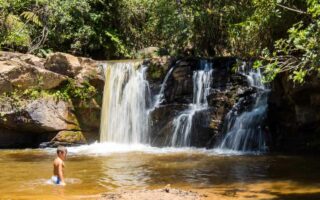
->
[[1, 143, 320, 199]]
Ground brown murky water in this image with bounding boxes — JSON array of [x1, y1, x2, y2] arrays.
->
[[1, 143, 320, 200]]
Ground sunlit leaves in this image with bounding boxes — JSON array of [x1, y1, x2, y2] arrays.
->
[[20, 11, 42, 26], [307, 0, 320, 17], [105, 31, 129, 57], [2, 13, 31, 47]]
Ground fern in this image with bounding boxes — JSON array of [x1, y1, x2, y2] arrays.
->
[[20, 11, 42, 27]]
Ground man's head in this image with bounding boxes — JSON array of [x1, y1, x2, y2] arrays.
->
[[57, 146, 67, 160]]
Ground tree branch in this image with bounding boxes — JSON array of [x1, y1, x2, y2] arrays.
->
[[277, 4, 308, 15]]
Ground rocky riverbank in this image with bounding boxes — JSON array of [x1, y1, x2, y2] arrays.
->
[[0, 51, 103, 148]]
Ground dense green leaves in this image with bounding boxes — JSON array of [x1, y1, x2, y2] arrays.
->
[[255, 0, 320, 83], [0, 0, 319, 83]]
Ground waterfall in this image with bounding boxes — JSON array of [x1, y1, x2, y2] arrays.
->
[[153, 67, 175, 108], [98, 59, 269, 151], [216, 63, 269, 152], [171, 60, 213, 147], [100, 61, 151, 144]]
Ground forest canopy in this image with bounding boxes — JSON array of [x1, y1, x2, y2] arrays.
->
[[0, 0, 319, 82]]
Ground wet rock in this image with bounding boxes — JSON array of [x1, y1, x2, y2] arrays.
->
[[189, 108, 217, 147], [268, 72, 320, 152], [50, 130, 87, 146], [149, 104, 189, 146], [147, 57, 254, 148], [145, 56, 172, 83], [164, 59, 197, 104], [39, 130, 88, 148], [74, 99, 101, 131]]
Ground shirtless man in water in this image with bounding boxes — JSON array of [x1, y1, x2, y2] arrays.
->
[[52, 146, 67, 186]]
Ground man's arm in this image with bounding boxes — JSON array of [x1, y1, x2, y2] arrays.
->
[[58, 162, 66, 185]]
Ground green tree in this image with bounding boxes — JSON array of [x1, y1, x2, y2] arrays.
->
[[255, 0, 320, 83]]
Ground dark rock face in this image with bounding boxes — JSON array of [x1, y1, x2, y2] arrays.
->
[[145, 56, 175, 96], [165, 60, 194, 104], [147, 57, 252, 147], [149, 104, 189, 146], [268, 72, 320, 153]]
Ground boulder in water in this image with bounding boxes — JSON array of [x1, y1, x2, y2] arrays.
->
[[41, 130, 87, 148], [0, 97, 80, 133]]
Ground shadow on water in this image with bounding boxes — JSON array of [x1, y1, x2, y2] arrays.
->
[[271, 193, 320, 200]]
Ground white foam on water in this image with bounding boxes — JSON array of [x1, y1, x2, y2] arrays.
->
[[210, 148, 262, 156], [72, 142, 210, 155], [44, 142, 262, 157], [44, 142, 211, 156], [21, 178, 81, 189]]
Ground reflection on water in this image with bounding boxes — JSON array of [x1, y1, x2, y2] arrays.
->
[[1, 144, 320, 199]]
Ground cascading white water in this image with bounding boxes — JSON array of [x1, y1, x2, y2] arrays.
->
[[216, 63, 269, 152], [100, 61, 151, 144], [153, 67, 175, 108], [171, 60, 213, 147]]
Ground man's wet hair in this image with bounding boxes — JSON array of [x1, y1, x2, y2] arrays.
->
[[57, 146, 67, 154]]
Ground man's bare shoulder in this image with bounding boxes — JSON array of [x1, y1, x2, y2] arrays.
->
[[53, 157, 63, 166]]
